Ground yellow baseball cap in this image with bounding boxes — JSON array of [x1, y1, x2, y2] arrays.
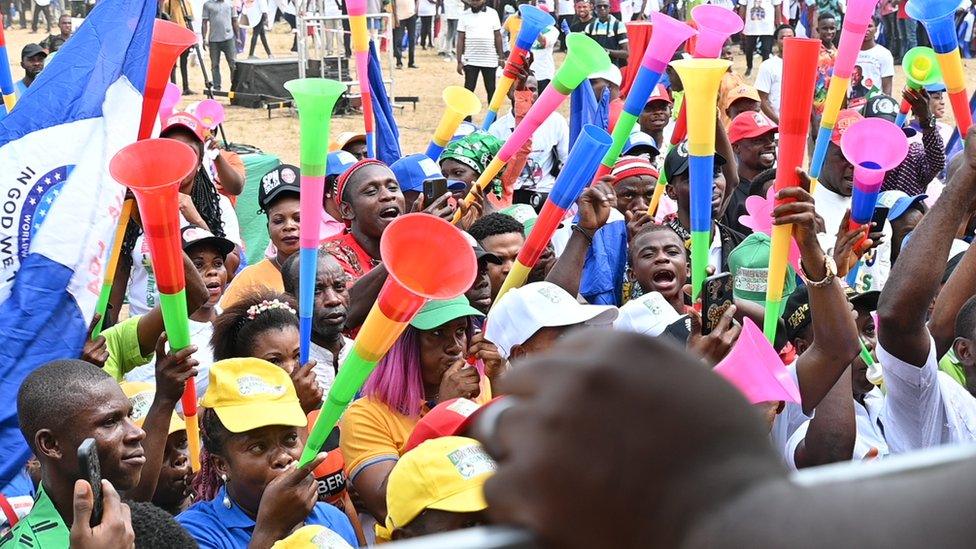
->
[[385, 436, 495, 532], [271, 525, 354, 549], [120, 382, 186, 435], [200, 358, 307, 433]]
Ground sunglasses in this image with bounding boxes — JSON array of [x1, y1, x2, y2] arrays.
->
[[595, 4, 610, 8]]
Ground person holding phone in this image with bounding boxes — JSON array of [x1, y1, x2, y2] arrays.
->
[[176, 358, 358, 547], [8, 360, 145, 546]]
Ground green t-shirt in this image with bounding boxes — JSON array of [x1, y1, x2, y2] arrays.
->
[[100, 315, 154, 380], [1, 487, 69, 547], [938, 349, 967, 388]]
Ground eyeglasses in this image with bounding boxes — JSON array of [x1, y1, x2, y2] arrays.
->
[[594, 4, 610, 8]]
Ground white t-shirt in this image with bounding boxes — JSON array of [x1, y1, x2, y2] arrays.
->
[[323, 0, 341, 17], [784, 388, 889, 469], [813, 184, 893, 292], [754, 54, 783, 116], [418, 0, 437, 17], [459, 9, 502, 67], [444, 0, 462, 18], [530, 26, 560, 81], [769, 363, 813, 463], [123, 319, 216, 398], [394, 0, 416, 20], [878, 335, 976, 453], [739, 0, 782, 36], [556, 0, 574, 16], [308, 336, 353, 395], [487, 111, 570, 192], [852, 44, 894, 99]]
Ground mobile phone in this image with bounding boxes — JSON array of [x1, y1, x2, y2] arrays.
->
[[702, 272, 734, 336], [870, 207, 889, 234], [77, 438, 102, 527], [422, 178, 449, 209]]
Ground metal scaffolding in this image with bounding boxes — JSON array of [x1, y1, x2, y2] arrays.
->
[[295, 1, 396, 100]]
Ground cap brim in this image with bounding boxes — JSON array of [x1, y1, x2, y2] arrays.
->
[[426, 484, 489, 515], [410, 302, 485, 330], [259, 185, 301, 211], [169, 414, 186, 435], [476, 250, 503, 265], [184, 235, 235, 257], [160, 123, 203, 142], [733, 125, 779, 143], [849, 290, 880, 311], [213, 401, 307, 433]]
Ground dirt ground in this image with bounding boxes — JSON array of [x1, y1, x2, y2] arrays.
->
[[4, 19, 973, 162]]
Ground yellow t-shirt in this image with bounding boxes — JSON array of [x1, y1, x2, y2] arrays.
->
[[503, 15, 521, 50], [219, 258, 283, 309], [339, 376, 493, 478]]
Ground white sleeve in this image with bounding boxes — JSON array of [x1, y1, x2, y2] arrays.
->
[[877, 335, 945, 453], [218, 194, 243, 247], [881, 49, 895, 78], [754, 61, 773, 94], [783, 419, 809, 470], [491, 11, 502, 30], [555, 115, 570, 165]]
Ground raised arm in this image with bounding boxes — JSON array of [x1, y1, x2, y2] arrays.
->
[[545, 180, 614, 297], [878, 129, 976, 366], [930, 243, 976, 358], [792, 366, 855, 467], [776, 174, 860, 414]]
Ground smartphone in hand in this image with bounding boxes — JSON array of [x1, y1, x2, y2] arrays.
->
[[422, 178, 449, 209], [77, 438, 102, 527], [702, 272, 734, 336]]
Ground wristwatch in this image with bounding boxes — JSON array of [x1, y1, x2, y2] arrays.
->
[[800, 255, 837, 288]]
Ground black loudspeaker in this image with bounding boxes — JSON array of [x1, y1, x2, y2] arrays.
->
[[230, 58, 352, 108]]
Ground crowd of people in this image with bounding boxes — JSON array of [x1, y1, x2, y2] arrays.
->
[[4, 0, 976, 547]]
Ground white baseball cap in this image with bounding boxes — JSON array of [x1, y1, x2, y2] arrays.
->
[[614, 292, 681, 337], [485, 282, 618, 359], [589, 65, 622, 87]]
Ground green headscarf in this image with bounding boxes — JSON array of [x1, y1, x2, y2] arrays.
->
[[439, 131, 504, 196]]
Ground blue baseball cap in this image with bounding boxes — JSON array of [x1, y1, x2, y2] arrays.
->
[[924, 83, 947, 93], [623, 131, 660, 157], [390, 153, 443, 192], [327, 150, 357, 178], [878, 190, 927, 221]]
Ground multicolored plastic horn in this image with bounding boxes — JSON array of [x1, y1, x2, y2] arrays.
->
[[495, 124, 613, 302], [427, 86, 482, 160], [895, 47, 941, 127], [482, 4, 554, 129], [714, 318, 801, 404], [841, 118, 908, 242], [646, 5, 738, 215], [109, 139, 201, 470], [300, 214, 476, 465], [907, 0, 972, 135], [192, 98, 226, 130], [764, 38, 820, 342], [92, 19, 199, 338], [620, 21, 653, 97], [284, 78, 348, 366], [669, 58, 730, 303], [808, 0, 881, 191], [347, 0, 374, 157], [594, 12, 695, 179], [455, 33, 610, 223], [0, 26, 18, 113]]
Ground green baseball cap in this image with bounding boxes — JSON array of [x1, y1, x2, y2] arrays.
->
[[410, 296, 485, 330], [728, 233, 797, 315], [499, 204, 538, 236]]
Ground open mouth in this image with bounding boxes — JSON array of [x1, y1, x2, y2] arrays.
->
[[759, 149, 776, 164], [379, 206, 400, 220], [205, 281, 222, 296], [651, 269, 678, 291]]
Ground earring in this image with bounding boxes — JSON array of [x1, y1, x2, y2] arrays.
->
[[221, 474, 232, 509]]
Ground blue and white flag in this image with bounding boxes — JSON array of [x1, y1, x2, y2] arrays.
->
[[0, 0, 155, 487]]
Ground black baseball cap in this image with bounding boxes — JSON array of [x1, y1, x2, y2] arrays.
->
[[663, 142, 727, 180], [21, 44, 47, 59], [863, 94, 917, 137], [258, 164, 301, 212], [181, 224, 235, 257], [474, 243, 502, 266], [783, 286, 881, 341]]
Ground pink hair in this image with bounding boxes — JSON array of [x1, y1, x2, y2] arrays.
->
[[362, 321, 484, 417]]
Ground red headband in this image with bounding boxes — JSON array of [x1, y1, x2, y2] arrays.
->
[[610, 157, 659, 185], [334, 158, 386, 205]]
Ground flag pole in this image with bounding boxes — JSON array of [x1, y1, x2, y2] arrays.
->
[[0, 18, 18, 113]]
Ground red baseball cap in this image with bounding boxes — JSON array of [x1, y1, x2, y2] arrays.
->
[[646, 84, 672, 106], [831, 109, 863, 146], [728, 111, 778, 144], [162, 112, 206, 143], [404, 398, 482, 453], [610, 156, 658, 185]]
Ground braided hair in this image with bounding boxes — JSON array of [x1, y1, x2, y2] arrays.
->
[[210, 289, 299, 361], [120, 136, 224, 259], [192, 408, 232, 501]]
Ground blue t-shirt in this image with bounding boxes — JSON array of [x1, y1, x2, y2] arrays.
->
[[176, 487, 357, 548]]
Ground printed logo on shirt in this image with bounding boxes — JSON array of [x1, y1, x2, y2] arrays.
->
[[236, 375, 286, 397], [447, 445, 496, 479]]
